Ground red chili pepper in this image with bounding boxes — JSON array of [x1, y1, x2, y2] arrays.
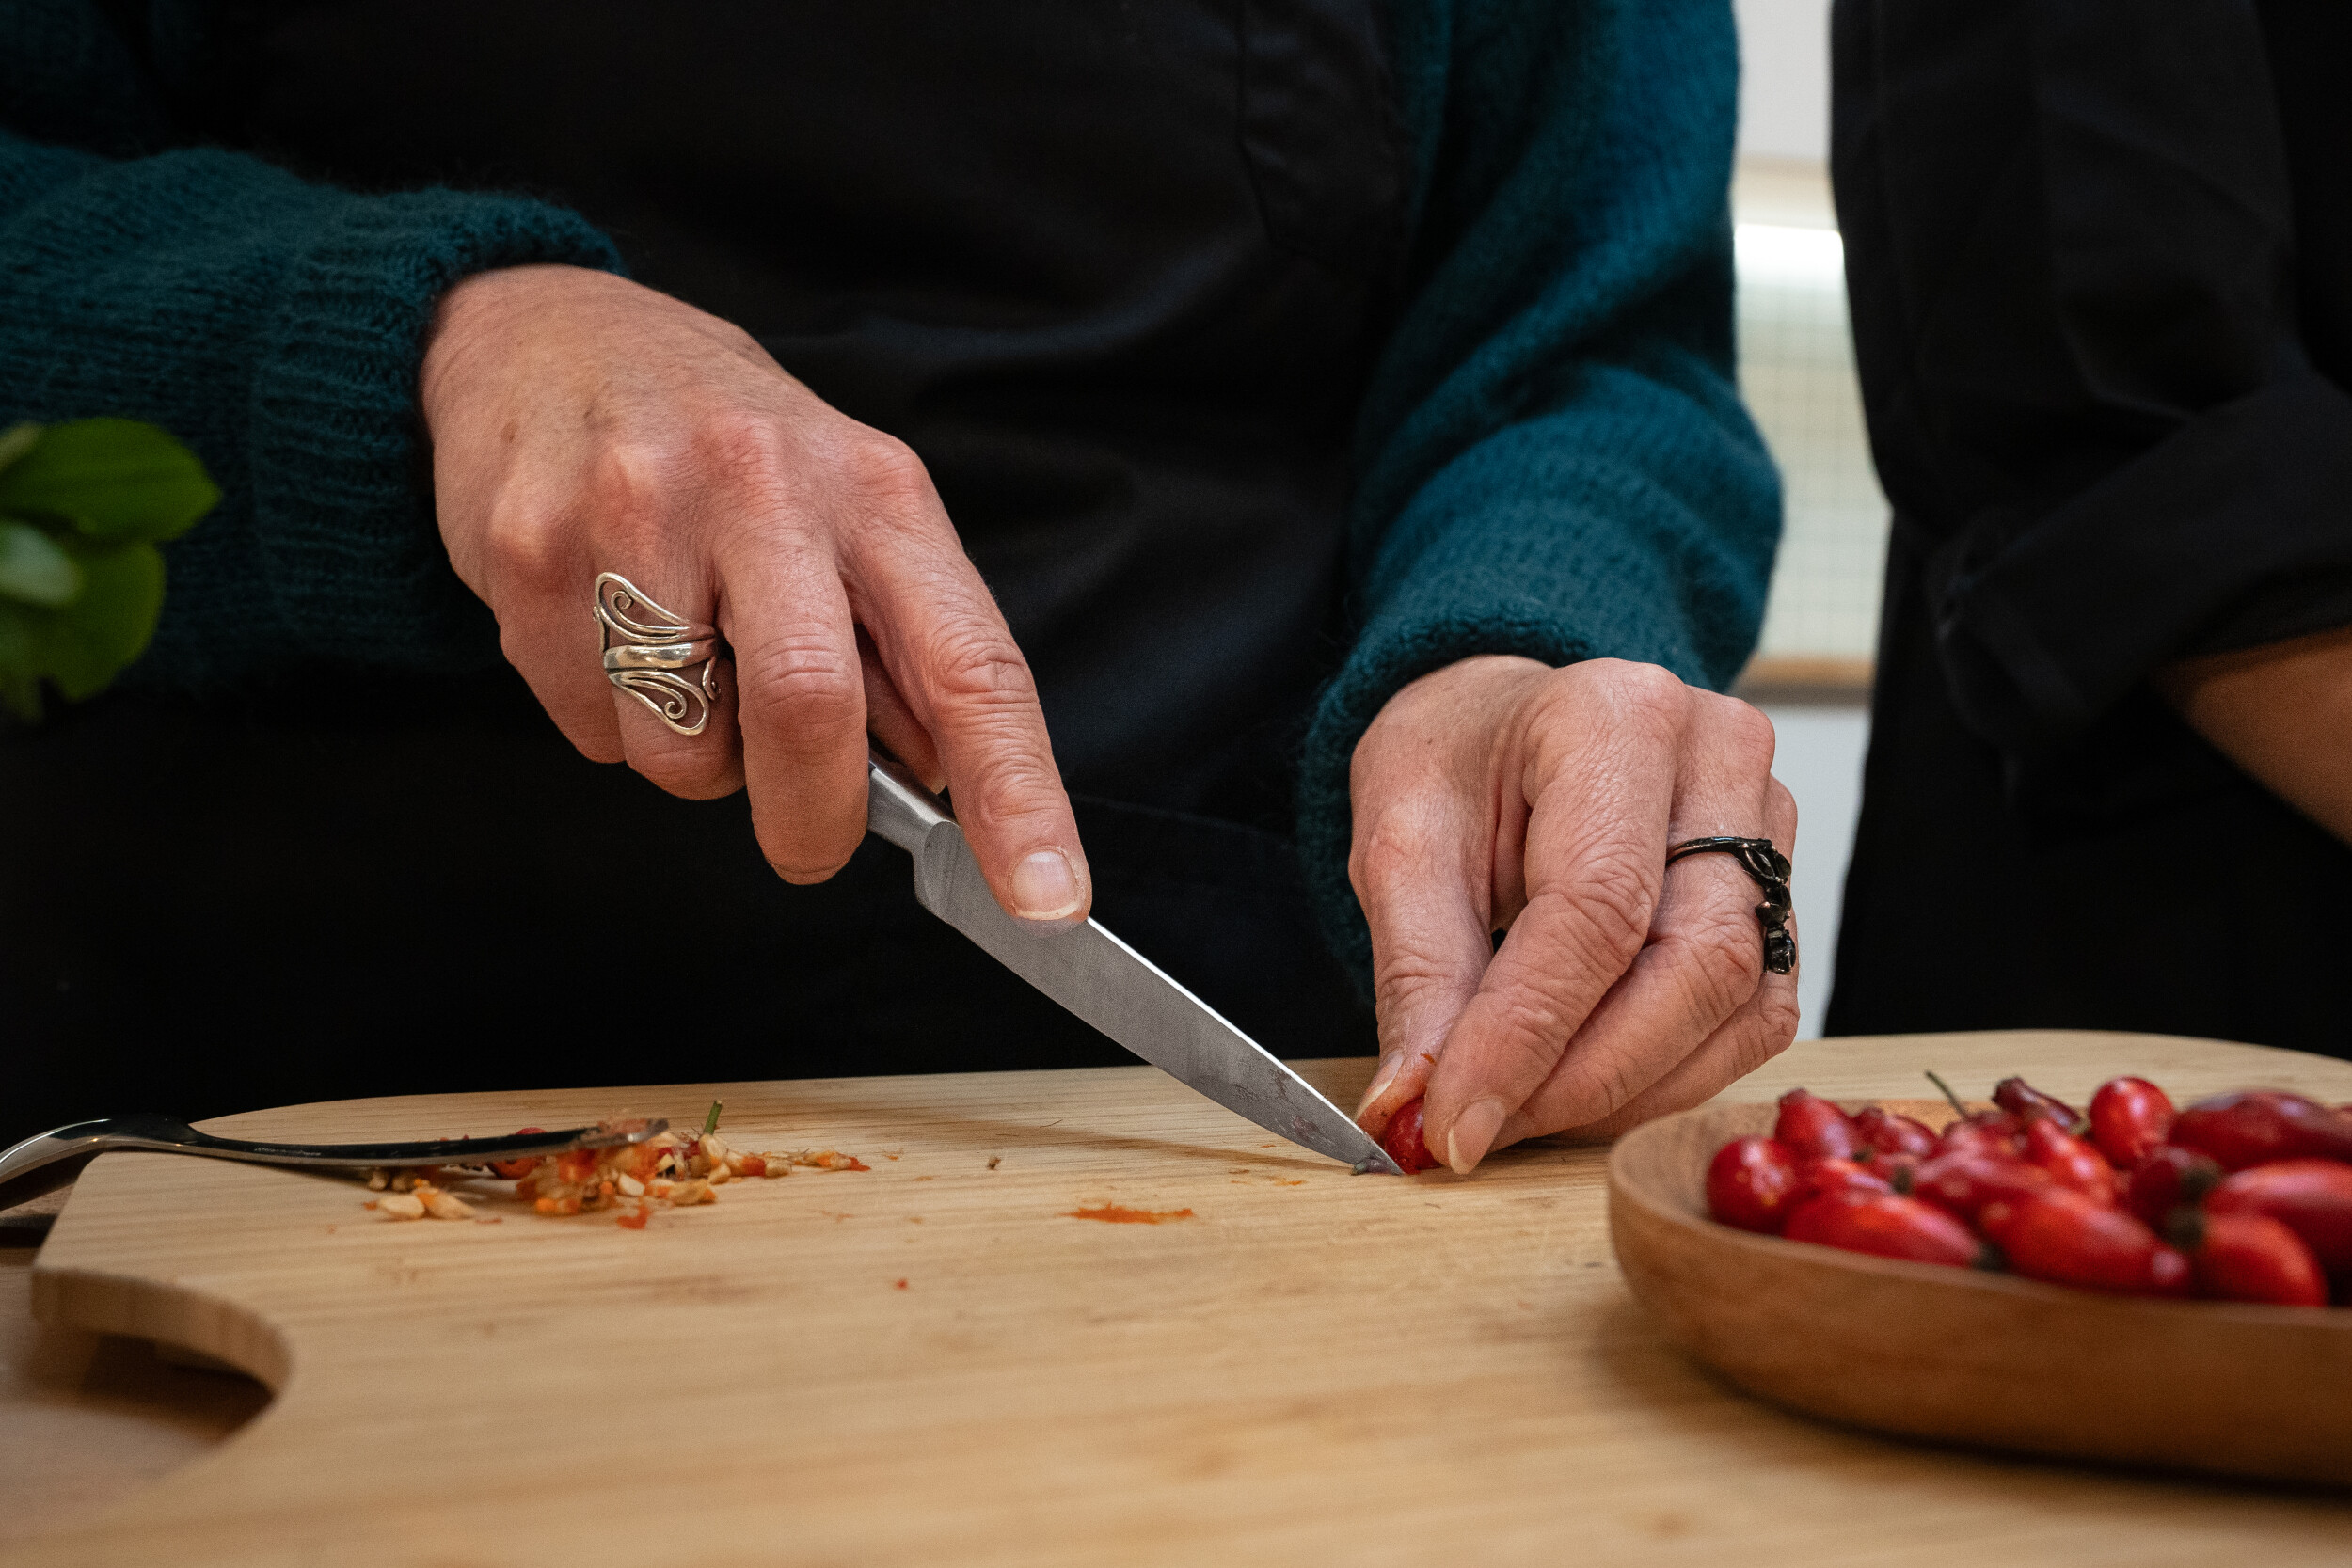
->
[[1851, 1105, 1939, 1159], [2166, 1209, 2328, 1306], [1797, 1156, 1893, 1201], [1782, 1191, 1985, 1267], [2022, 1117, 2119, 1206], [1978, 1189, 2192, 1297], [1380, 1097, 1441, 1174], [1773, 1089, 1861, 1162], [2124, 1145, 2224, 1227], [2170, 1091, 2352, 1170], [1993, 1076, 2083, 1131], [2086, 1077, 2175, 1167], [1705, 1136, 1803, 1232], [2203, 1159, 2352, 1273], [488, 1127, 548, 1181], [1910, 1150, 2054, 1222]]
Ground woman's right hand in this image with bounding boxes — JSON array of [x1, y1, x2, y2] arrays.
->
[[419, 263, 1089, 925]]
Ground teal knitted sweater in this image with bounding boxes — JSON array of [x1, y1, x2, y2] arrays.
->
[[0, 0, 1779, 983]]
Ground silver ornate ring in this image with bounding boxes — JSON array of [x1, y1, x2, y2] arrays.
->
[[594, 572, 724, 736]]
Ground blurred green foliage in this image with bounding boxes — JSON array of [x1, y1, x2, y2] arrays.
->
[[0, 419, 219, 721]]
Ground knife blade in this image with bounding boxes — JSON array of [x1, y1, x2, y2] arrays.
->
[[866, 755, 1403, 1174]]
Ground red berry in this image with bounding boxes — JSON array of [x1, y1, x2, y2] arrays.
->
[[1796, 1155, 1893, 1200], [2169, 1210, 2328, 1307], [1910, 1150, 2054, 1222], [1706, 1136, 1804, 1232], [1851, 1105, 1939, 1159], [1981, 1189, 2192, 1297], [1773, 1089, 1861, 1162], [1993, 1076, 2082, 1130], [2204, 1160, 2352, 1273], [1782, 1191, 1983, 1268], [2087, 1077, 2175, 1167], [1380, 1097, 1441, 1174], [2023, 1117, 2119, 1206], [2171, 1091, 2352, 1170], [2124, 1145, 2223, 1227]]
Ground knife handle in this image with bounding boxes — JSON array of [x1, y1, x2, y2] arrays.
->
[[866, 753, 952, 854]]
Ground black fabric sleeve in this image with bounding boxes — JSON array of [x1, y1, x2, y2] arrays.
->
[[1832, 0, 2352, 755]]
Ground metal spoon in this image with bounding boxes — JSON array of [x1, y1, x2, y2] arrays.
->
[[0, 1114, 669, 1212]]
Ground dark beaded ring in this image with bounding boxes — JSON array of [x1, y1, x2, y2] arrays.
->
[[1665, 836, 1795, 975]]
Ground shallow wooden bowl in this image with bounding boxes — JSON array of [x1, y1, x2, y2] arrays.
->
[[1608, 1100, 2352, 1487]]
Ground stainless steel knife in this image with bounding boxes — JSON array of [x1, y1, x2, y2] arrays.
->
[[866, 755, 1403, 1174]]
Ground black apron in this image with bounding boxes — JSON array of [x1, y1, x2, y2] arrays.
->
[[1825, 0, 2352, 1056], [2, 0, 1408, 1139]]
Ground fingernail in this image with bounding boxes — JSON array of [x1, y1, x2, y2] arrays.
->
[[1355, 1055, 1401, 1118], [1445, 1099, 1508, 1176], [1010, 848, 1084, 922]]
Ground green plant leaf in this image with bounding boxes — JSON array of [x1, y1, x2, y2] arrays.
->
[[0, 422, 40, 475], [26, 538, 166, 700], [0, 419, 220, 545], [0, 518, 84, 607]]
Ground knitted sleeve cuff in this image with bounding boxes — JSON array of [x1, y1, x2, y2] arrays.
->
[[246, 186, 626, 672], [1294, 373, 1776, 990]]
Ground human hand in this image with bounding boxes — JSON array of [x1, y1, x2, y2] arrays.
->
[[420, 265, 1088, 923], [1348, 656, 1799, 1172]]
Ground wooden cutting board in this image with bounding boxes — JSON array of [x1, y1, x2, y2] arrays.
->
[[12, 1031, 2352, 1567]]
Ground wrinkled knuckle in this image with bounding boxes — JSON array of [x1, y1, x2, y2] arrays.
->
[[738, 638, 863, 737], [1486, 990, 1574, 1076], [1591, 657, 1686, 715], [1683, 915, 1765, 1018], [1548, 855, 1652, 967], [1554, 1044, 1642, 1122], [1349, 812, 1432, 902], [925, 619, 1038, 713], [692, 408, 795, 482], [583, 440, 677, 521], [1713, 696, 1779, 774], [842, 431, 933, 507], [1755, 987, 1803, 1058], [484, 498, 569, 589]]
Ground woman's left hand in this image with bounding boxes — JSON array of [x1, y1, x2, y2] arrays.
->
[[1349, 655, 1801, 1173]]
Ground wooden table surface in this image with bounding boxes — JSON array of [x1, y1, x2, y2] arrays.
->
[[6, 1030, 2350, 1566]]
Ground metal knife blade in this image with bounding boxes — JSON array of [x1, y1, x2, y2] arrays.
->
[[866, 756, 1403, 1174]]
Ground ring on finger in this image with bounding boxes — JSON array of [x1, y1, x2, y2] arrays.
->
[[1664, 836, 1794, 975], [594, 572, 727, 736]]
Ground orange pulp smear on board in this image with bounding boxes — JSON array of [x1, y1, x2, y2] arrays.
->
[[1065, 1205, 1196, 1224]]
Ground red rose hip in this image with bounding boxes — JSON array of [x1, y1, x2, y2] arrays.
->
[[2087, 1077, 2176, 1167], [2204, 1160, 2352, 1273], [2168, 1209, 2328, 1307], [1773, 1089, 1861, 1162], [1782, 1191, 1984, 1268], [1979, 1189, 2193, 1297], [1380, 1097, 1441, 1174], [1706, 1136, 1804, 1232]]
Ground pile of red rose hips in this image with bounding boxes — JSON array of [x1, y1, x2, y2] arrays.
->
[[1706, 1076, 2352, 1306]]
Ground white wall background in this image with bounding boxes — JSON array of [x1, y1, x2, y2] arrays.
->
[[1734, 0, 1832, 162]]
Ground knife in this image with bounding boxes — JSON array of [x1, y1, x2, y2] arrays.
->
[[866, 755, 1404, 1175]]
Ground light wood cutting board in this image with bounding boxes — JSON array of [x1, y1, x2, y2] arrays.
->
[[12, 1031, 2352, 1567]]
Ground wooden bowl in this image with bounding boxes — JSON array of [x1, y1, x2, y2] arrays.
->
[[1608, 1100, 2352, 1486]]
